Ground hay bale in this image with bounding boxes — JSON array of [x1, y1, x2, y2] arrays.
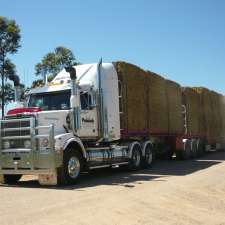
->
[[194, 87, 214, 141], [182, 87, 201, 136], [114, 61, 169, 135], [147, 71, 168, 134], [219, 95, 225, 141], [210, 91, 223, 142], [166, 80, 183, 134], [113, 61, 148, 132]]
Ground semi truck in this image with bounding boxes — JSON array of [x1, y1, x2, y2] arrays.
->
[[0, 60, 224, 185]]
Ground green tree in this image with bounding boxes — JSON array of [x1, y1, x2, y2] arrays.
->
[[0, 16, 21, 117], [33, 46, 79, 87], [0, 83, 25, 108], [0, 83, 14, 104], [0, 59, 25, 107]]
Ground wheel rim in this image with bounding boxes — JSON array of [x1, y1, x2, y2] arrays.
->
[[68, 156, 80, 179], [145, 147, 153, 165], [133, 149, 141, 167]]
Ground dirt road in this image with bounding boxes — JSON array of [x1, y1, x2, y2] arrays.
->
[[1, 151, 225, 225]]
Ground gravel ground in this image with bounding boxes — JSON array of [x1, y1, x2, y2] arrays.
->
[[1, 151, 225, 225]]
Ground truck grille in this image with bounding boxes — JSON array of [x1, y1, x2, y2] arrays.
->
[[1, 120, 31, 137], [0, 117, 34, 149]]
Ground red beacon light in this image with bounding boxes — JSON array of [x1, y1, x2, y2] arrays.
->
[[7, 107, 42, 115]]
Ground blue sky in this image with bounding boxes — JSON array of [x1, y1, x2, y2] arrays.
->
[[1, 0, 225, 94]]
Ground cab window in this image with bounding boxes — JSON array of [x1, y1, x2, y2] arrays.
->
[[80, 92, 92, 110]]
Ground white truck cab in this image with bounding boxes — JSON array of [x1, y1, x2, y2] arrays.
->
[[28, 63, 120, 140]]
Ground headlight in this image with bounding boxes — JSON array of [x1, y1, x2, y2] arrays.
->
[[41, 138, 49, 148], [24, 140, 31, 149], [3, 141, 10, 149]]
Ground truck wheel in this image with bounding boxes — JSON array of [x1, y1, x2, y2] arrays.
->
[[58, 149, 83, 185], [129, 144, 142, 170], [142, 144, 154, 168], [4, 175, 22, 184], [181, 140, 191, 160], [191, 139, 197, 158]]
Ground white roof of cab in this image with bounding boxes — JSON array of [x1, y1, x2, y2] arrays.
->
[[29, 63, 115, 95]]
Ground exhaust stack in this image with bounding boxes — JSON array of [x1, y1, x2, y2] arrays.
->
[[8, 74, 21, 102], [65, 66, 80, 132]]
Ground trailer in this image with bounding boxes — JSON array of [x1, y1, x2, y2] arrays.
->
[[0, 61, 224, 185]]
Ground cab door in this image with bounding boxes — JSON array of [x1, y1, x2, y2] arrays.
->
[[78, 90, 98, 138]]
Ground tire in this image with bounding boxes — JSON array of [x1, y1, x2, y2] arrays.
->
[[196, 139, 204, 157], [142, 144, 154, 168], [4, 174, 22, 184], [181, 140, 191, 160], [191, 139, 197, 158], [57, 149, 84, 185], [128, 144, 142, 170]]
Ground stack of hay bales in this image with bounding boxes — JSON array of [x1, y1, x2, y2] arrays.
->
[[113, 61, 224, 143], [194, 87, 215, 141], [219, 94, 225, 142], [147, 71, 168, 134], [219, 94, 225, 143], [182, 87, 201, 136], [218, 94, 225, 141], [210, 91, 225, 143], [166, 80, 183, 135], [210, 91, 221, 142], [114, 61, 170, 135], [113, 61, 148, 132]]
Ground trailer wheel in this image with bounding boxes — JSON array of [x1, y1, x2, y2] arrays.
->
[[58, 149, 84, 185], [129, 144, 142, 170], [196, 139, 204, 157], [142, 144, 154, 168], [181, 140, 191, 160], [4, 174, 22, 184], [191, 139, 197, 158]]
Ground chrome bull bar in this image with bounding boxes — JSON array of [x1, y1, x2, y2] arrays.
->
[[0, 117, 56, 173]]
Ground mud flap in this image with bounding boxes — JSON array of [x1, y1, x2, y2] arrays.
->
[[0, 174, 5, 184], [38, 171, 57, 185]]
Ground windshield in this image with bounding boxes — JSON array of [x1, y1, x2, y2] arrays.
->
[[28, 90, 94, 111], [28, 91, 71, 110]]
